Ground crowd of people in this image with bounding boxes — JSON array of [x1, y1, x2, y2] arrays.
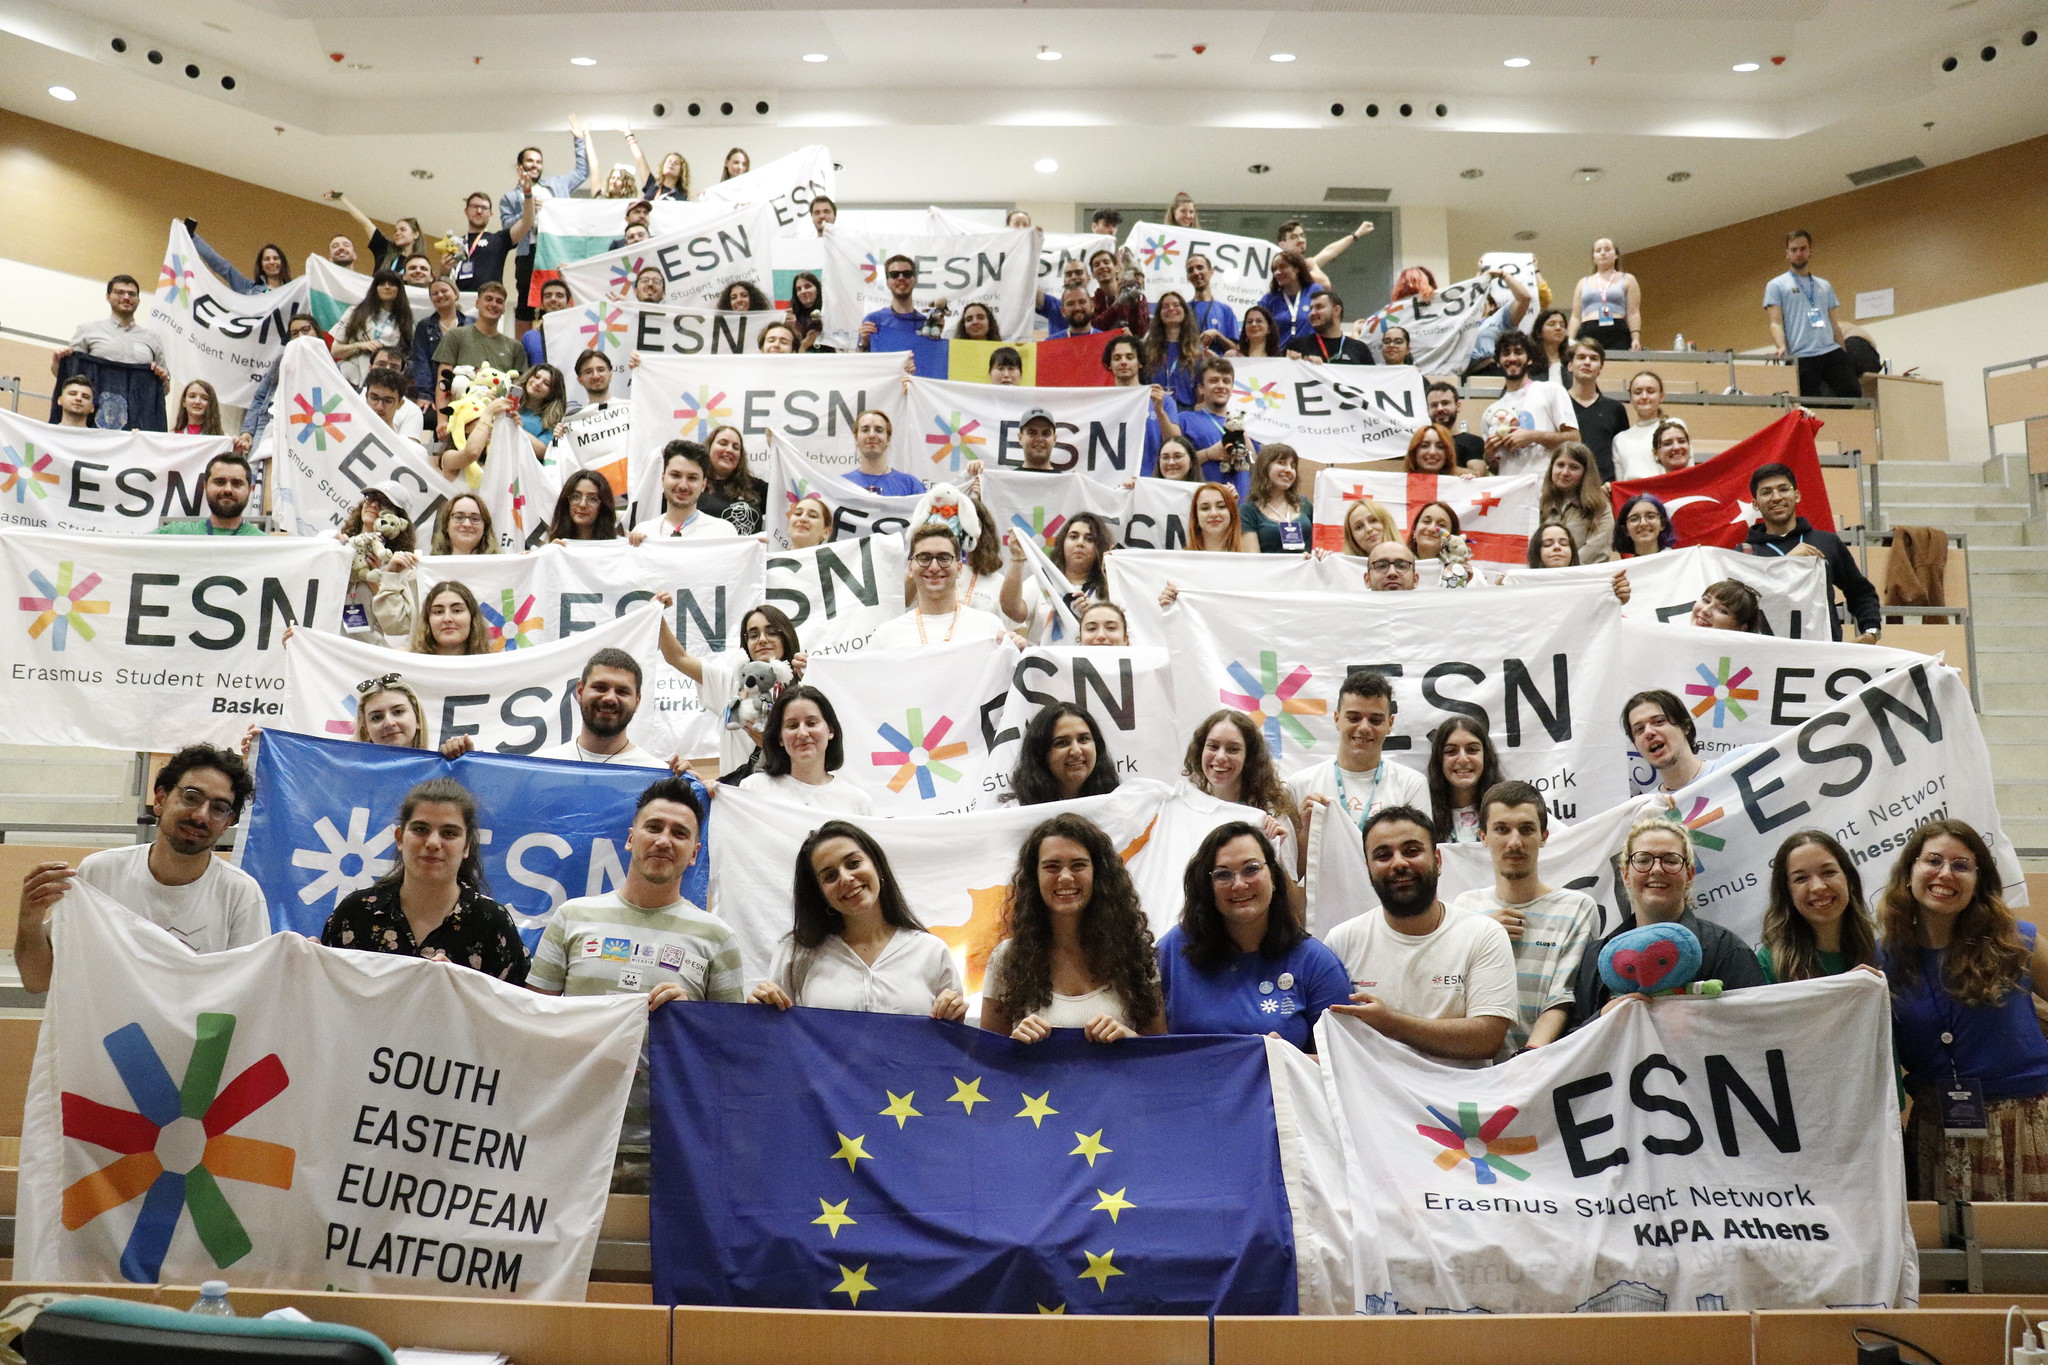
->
[[23, 137, 2014, 1217]]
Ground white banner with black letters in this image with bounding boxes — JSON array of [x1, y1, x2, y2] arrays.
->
[[1122, 220, 1276, 313], [902, 377, 1149, 485], [0, 408, 228, 533], [146, 220, 312, 407], [763, 533, 908, 655], [1355, 273, 1497, 374], [819, 227, 1041, 350], [1225, 359, 1427, 463], [543, 301, 788, 400], [554, 203, 775, 311], [1502, 545, 1835, 641], [696, 144, 835, 228]]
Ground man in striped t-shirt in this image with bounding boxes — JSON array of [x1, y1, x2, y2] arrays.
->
[[1448, 780, 1599, 1058], [529, 776, 742, 1190]]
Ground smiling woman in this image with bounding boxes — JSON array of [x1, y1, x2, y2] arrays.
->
[[738, 684, 874, 815]]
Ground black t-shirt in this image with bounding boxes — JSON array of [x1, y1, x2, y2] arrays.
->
[[1284, 332, 1373, 364], [1453, 431, 1487, 473], [1569, 394, 1630, 485], [452, 229, 517, 293]]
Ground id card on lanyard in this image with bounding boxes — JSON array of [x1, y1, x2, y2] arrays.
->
[[1929, 956, 1990, 1136], [1279, 516, 1305, 552], [1332, 761, 1384, 830]]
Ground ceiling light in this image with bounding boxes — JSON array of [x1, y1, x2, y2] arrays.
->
[[1248, 163, 1271, 173], [802, 53, 829, 62], [570, 56, 596, 66], [1459, 167, 1484, 179], [1572, 167, 1604, 184], [1503, 57, 1531, 68], [1666, 170, 1692, 183], [1034, 158, 1058, 173], [1733, 61, 1760, 72], [1037, 47, 1062, 61], [47, 85, 77, 101], [1512, 230, 1538, 241], [1270, 53, 1296, 63]]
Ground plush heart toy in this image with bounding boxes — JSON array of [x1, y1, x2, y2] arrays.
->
[[1597, 922, 1722, 999]]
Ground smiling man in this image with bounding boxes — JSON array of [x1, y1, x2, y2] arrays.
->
[[870, 522, 1013, 649], [155, 452, 267, 535], [1283, 670, 1430, 869], [1323, 805, 1518, 1065], [1742, 461, 1880, 644], [539, 649, 672, 767]]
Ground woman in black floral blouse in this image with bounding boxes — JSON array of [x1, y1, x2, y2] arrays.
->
[[321, 778, 530, 983]]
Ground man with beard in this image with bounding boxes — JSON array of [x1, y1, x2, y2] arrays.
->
[[1478, 329, 1575, 476], [155, 452, 267, 535], [1426, 379, 1489, 475], [16, 745, 269, 993], [1184, 254, 1238, 355], [1323, 805, 1518, 1065], [528, 776, 742, 1191], [538, 648, 674, 767]]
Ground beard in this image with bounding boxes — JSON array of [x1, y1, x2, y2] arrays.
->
[[207, 489, 249, 520], [583, 699, 632, 738], [1370, 863, 1439, 918]]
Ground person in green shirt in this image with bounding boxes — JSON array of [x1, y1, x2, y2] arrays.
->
[[1756, 829, 1879, 983], [154, 452, 268, 535]]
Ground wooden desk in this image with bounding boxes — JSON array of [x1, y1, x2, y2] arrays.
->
[[1755, 1309, 2012, 1365], [1214, 1311, 1750, 1365], [671, 1305, 1209, 1365], [1866, 374, 1950, 462]]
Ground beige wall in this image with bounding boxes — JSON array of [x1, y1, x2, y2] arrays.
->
[[1626, 134, 2048, 356]]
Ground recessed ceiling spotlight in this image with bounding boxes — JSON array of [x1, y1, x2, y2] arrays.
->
[[802, 53, 829, 62], [1037, 46, 1062, 61], [1270, 53, 1296, 62], [1459, 167, 1484, 179], [1511, 230, 1539, 241], [345, 62, 372, 69], [410, 168, 435, 180], [1153, 52, 1177, 60], [1572, 167, 1604, 184], [1733, 61, 1760, 72], [1248, 163, 1271, 173], [1666, 170, 1692, 182], [1034, 158, 1058, 173], [1503, 57, 1531, 67], [570, 56, 597, 66], [48, 86, 77, 101]]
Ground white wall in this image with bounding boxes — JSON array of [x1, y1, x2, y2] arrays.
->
[[1396, 205, 1450, 293], [0, 255, 109, 347], [1860, 280, 2048, 466]]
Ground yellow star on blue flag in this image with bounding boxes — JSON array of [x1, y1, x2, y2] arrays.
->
[[1016, 1090, 1058, 1127], [1078, 1249, 1123, 1291], [1070, 1129, 1111, 1166], [880, 1090, 922, 1128], [833, 1262, 876, 1306]]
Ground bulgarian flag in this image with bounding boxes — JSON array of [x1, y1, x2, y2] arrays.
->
[[300, 257, 460, 337], [529, 199, 728, 305]]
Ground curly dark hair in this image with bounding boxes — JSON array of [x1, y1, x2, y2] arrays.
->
[[1006, 702, 1119, 806], [1176, 820, 1303, 971], [1878, 819, 2022, 1008], [989, 813, 1161, 1026], [1181, 709, 1297, 843]]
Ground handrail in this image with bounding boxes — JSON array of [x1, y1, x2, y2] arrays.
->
[[1983, 352, 2048, 517]]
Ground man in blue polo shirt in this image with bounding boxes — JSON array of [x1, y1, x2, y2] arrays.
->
[[1178, 356, 1252, 497], [1764, 229, 1859, 399], [858, 254, 925, 353]]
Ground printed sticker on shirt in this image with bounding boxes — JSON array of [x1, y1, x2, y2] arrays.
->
[[656, 944, 687, 972], [600, 936, 632, 962], [631, 942, 660, 965], [578, 935, 605, 959], [1258, 980, 1274, 995], [618, 968, 644, 991]]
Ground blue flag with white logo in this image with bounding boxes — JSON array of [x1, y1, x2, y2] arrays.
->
[[647, 1003, 1297, 1314], [237, 729, 709, 947]]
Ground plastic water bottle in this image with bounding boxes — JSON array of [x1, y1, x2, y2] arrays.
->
[[189, 1281, 236, 1317], [1673, 333, 1686, 353]]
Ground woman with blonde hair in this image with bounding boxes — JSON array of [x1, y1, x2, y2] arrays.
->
[[1331, 498, 1399, 559]]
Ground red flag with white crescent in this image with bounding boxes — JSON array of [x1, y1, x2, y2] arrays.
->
[[1610, 410, 1831, 550]]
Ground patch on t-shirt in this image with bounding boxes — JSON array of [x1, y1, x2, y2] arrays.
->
[[657, 944, 687, 972], [601, 936, 632, 962]]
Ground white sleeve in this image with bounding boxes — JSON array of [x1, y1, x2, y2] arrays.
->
[[923, 933, 964, 998], [767, 935, 797, 996], [1464, 919, 1522, 1022], [697, 653, 740, 718], [223, 870, 272, 948]]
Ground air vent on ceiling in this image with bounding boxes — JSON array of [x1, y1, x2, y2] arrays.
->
[[1323, 186, 1391, 203], [1846, 156, 1926, 188]]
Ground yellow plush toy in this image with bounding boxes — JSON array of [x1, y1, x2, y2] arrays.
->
[[443, 363, 515, 452]]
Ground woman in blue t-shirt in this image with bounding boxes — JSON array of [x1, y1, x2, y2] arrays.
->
[[1157, 821, 1350, 1051], [1257, 252, 1325, 348], [1880, 819, 2048, 1201]]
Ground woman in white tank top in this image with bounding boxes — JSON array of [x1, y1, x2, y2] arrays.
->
[[1571, 238, 1641, 355]]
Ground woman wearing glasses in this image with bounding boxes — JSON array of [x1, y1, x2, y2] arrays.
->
[[429, 494, 498, 556], [546, 470, 623, 542], [1880, 819, 2048, 1201], [1566, 817, 1766, 1030], [1156, 821, 1348, 1050]]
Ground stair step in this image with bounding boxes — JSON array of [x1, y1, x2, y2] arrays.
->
[[1875, 461, 2000, 484], [1996, 779, 2048, 819], [1878, 501, 2032, 524], [1968, 597, 2048, 627], [1961, 546, 2048, 572], [1982, 681, 2048, 711], [2000, 815, 2048, 850], [1981, 711, 2048, 745]]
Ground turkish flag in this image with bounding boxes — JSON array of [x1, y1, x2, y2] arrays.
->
[[1610, 410, 1831, 549]]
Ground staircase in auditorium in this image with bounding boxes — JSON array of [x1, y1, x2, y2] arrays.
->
[[1875, 453, 2048, 855]]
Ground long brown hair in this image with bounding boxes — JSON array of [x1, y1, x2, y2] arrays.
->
[[1878, 819, 2024, 1007], [989, 813, 1161, 1026], [1181, 709, 1297, 842], [1189, 482, 1245, 552], [1246, 443, 1303, 512], [177, 380, 224, 435], [1539, 442, 1607, 520], [1760, 830, 1878, 981], [411, 580, 497, 656]]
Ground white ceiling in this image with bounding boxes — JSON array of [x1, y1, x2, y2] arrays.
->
[[3, 0, 2046, 267]]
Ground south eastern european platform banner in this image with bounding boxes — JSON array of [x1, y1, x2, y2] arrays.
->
[[0, 528, 350, 752], [16, 883, 642, 1299]]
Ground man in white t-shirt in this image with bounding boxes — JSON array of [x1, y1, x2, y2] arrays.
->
[[538, 648, 676, 768], [17, 744, 270, 992], [1447, 779, 1599, 1055], [630, 440, 740, 543], [1479, 329, 1576, 477], [869, 522, 1014, 650], [1282, 668, 1430, 872], [1325, 805, 1518, 1066]]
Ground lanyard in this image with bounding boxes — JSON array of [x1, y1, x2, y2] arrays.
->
[[1331, 761, 1384, 830]]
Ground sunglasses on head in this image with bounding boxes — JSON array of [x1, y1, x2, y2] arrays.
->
[[354, 672, 408, 696]]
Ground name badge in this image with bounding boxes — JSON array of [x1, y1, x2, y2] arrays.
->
[[342, 602, 370, 631], [1940, 1077, 1989, 1137], [1806, 308, 1827, 329], [1279, 520, 1305, 551]]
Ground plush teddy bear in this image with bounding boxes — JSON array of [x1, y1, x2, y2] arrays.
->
[[347, 509, 410, 588], [443, 363, 515, 451], [1437, 533, 1475, 588], [908, 483, 983, 552], [1597, 922, 1724, 1000], [725, 659, 794, 733]]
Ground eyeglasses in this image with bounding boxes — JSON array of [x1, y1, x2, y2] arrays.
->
[[354, 672, 407, 696], [447, 513, 484, 526], [1210, 862, 1267, 887], [912, 552, 959, 568], [1627, 851, 1688, 871], [171, 786, 237, 821], [886, 269, 917, 279], [569, 493, 605, 507], [1917, 853, 1978, 878]]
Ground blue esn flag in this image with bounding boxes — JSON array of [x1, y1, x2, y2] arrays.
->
[[648, 1003, 1298, 1314]]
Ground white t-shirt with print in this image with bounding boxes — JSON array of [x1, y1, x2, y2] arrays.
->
[[868, 605, 1007, 650], [1322, 904, 1519, 1069], [1283, 758, 1431, 832], [739, 771, 876, 815], [76, 844, 270, 956], [631, 511, 740, 542], [1482, 380, 1577, 477]]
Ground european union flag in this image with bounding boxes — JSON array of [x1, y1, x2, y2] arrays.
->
[[648, 1003, 1297, 1314]]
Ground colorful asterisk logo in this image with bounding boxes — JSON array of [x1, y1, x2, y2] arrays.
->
[[1232, 380, 1285, 412], [1220, 651, 1324, 753], [482, 590, 544, 649], [288, 388, 351, 451], [926, 412, 986, 471], [784, 477, 815, 507], [580, 306, 628, 352], [1685, 656, 1758, 729], [860, 253, 882, 285], [608, 256, 650, 292], [1675, 796, 1728, 853], [673, 387, 732, 440], [61, 1013, 294, 1283], [20, 561, 110, 651], [1008, 506, 1067, 550], [507, 478, 528, 531], [1137, 235, 1179, 269], [157, 253, 194, 309], [1416, 1102, 1536, 1186], [0, 444, 59, 503], [323, 693, 358, 738], [872, 710, 969, 800]]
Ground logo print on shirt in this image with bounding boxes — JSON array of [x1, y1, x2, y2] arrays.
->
[[600, 936, 632, 962]]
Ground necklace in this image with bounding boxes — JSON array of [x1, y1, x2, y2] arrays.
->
[[914, 605, 958, 644]]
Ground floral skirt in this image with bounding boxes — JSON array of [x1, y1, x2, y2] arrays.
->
[[1911, 1090, 2048, 1202]]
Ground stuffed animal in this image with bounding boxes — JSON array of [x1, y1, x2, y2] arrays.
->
[[1484, 404, 1522, 444], [1597, 922, 1724, 1000], [443, 363, 516, 451], [725, 659, 794, 733], [1438, 533, 1474, 588], [348, 509, 410, 587], [909, 483, 983, 552]]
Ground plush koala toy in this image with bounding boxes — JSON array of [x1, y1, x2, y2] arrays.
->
[[1437, 533, 1475, 589], [725, 659, 794, 733]]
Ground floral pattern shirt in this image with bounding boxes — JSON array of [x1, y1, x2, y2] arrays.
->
[[322, 881, 530, 984]]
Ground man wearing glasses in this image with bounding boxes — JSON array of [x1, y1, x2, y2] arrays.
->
[[16, 744, 269, 993], [857, 254, 925, 353], [869, 523, 1017, 650], [53, 275, 168, 382]]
